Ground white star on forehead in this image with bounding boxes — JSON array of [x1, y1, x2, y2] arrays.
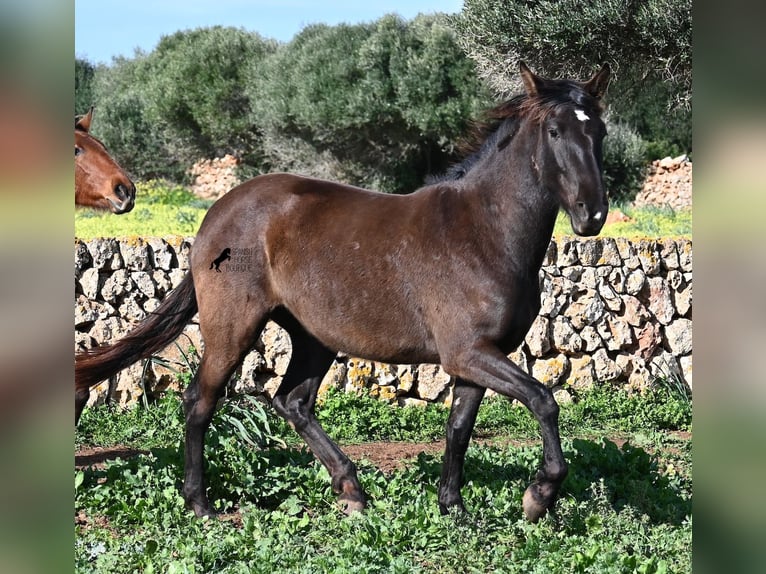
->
[[575, 109, 590, 122]]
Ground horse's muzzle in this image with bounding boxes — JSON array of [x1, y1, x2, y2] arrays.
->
[[109, 182, 136, 214], [570, 201, 607, 236]]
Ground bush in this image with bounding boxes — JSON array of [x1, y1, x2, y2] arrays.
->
[[246, 14, 489, 193], [602, 121, 648, 202]]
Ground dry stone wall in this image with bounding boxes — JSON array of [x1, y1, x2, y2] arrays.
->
[[75, 236, 692, 409]]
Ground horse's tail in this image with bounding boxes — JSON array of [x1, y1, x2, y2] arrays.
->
[[75, 272, 198, 422]]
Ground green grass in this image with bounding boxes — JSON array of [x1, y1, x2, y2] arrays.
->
[[553, 202, 691, 239], [76, 384, 691, 573], [76, 180, 691, 240], [75, 180, 213, 239]]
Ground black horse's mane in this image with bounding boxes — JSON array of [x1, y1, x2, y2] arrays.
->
[[428, 81, 601, 184]]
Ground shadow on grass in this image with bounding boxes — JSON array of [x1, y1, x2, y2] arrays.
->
[[406, 437, 690, 526]]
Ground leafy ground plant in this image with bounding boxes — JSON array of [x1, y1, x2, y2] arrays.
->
[[76, 384, 691, 573]]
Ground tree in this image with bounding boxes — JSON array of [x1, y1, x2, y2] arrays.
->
[[450, 0, 692, 155], [246, 14, 489, 192], [87, 27, 278, 180], [75, 58, 96, 115]]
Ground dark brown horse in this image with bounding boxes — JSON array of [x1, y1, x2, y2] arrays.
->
[[75, 107, 135, 213], [76, 63, 610, 523]]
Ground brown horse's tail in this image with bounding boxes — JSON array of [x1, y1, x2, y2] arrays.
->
[[75, 273, 198, 423]]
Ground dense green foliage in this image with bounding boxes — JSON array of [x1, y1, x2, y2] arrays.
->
[[452, 0, 692, 156], [74, 6, 691, 200], [87, 27, 278, 181], [78, 18, 488, 192], [76, 384, 691, 573], [75, 58, 96, 116]]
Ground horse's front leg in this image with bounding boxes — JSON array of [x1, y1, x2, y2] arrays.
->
[[438, 379, 485, 514], [443, 342, 567, 522]]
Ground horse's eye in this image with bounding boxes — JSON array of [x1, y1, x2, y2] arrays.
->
[[548, 127, 559, 139], [75, 146, 83, 157]]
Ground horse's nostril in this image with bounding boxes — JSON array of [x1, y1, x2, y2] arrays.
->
[[115, 183, 135, 202]]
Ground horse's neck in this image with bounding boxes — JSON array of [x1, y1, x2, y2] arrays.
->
[[462, 134, 559, 276]]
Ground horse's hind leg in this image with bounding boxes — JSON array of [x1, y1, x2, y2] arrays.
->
[[182, 308, 266, 517], [438, 378, 485, 514], [271, 324, 366, 515]]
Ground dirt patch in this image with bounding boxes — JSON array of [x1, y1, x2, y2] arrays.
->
[[76, 446, 148, 469], [75, 431, 690, 474]]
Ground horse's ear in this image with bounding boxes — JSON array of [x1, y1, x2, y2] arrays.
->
[[519, 62, 544, 97], [76, 107, 94, 133], [583, 63, 610, 100]]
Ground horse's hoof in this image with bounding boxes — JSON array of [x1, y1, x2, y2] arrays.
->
[[522, 485, 549, 523], [186, 499, 216, 519]]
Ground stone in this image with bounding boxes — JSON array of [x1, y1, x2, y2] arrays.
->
[[75, 239, 92, 277], [319, 361, 347, 396], [622, 295, 650, 327], [636, 240, 661, 275], [680, 355, 693, 389], [78, 267, 102, 300], [415, 364, 451, 401], [398, 397, 428, 408], [553, 387, 573, 404], [551, 316, 583, 353], [664, 318, 693, 355], [87, 238, 123, 270], [607, 268, 626, 294], [634, 322, 662, 360], [659, 239, 680, 270], [580, 326, 603, 352], [131, 271, 156, 298], [531, 355, 568, 387], [667, 269, 684, 290], [592, 349, 623, 382], [566, 354, 595, 392], [100, 269, 133, 303], [260, 322, 291, 377], [542, 240, 557, 266], [557, 239, 579, 266], [152, 270, 173, 297], [597, 279, 622, 312], [598, 238, 622, 266], [625, 268, 646, 295], [614, 237, 640, 269], [75, 295, 101, 327], [146, 238, 177, 270], [597, 316, 633, 351], [646, 276, 675, 325], [564, 288, 605, 330], [678, 240, 693, 272], [119, 295, 146, 322], [169, 269, 187, 288], [525, 316, 550, 357], [119, 238, 153, 271], [674, 283, 692, 317], [395, 365, 416, 395], [89, 317, 128, 345], [346, 359, 374, 393], [237, 350, 268, 395]]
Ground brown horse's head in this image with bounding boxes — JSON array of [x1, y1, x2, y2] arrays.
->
[[519, 62, 611, 236], [75, 107, 135, 214]]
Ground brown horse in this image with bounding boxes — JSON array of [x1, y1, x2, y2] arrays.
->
[[75, 107, 135, 213], [76, 63, 610, 523]]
